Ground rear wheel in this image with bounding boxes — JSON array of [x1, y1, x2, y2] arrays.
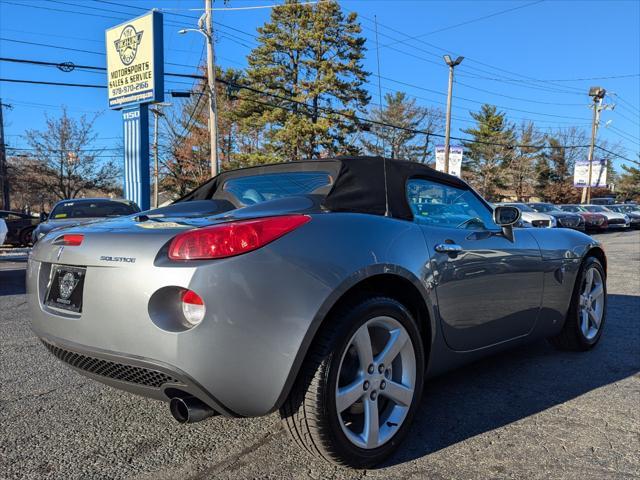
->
[[20, 227, 35, 246], [549, 257, 606, 351], [280, 297, 424, 468]]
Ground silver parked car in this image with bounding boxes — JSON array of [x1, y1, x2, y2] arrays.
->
[[498, 202, 556, 227], [27, 157, 607, 467]]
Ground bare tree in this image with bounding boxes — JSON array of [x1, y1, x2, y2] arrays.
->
[[25, 108, 120, 200], [507, 122, 545, 201]]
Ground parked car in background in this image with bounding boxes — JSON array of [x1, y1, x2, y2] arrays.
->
[[0, 210, 41, 246], [582, 205, 630, 229], [607, 204, 640, 228], [557, 205, 608, 232], [591, 197, 616, 206], [499, 202, 556, 228], [0, 218, 7, 246], [28, 157, 608, 468], [527, 203, 585, 231], [32, 198, 141, 243]]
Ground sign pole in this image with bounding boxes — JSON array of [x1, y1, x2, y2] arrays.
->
[[122, 106, 150, 211]]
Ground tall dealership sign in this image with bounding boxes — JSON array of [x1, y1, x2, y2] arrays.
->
[[106, 11, 163, 210], [574, 159, 607, 188], [435, 145, 463, 177]]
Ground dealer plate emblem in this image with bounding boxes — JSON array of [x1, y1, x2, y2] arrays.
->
[[59, 272, 79, 300]]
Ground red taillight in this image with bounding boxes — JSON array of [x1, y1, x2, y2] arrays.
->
[[168, 215, 311, 261], [63, 234, 84, 246]]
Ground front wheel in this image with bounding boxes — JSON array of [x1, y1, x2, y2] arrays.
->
[[280, 297, 425, 468], [549, 256, 606, 351]]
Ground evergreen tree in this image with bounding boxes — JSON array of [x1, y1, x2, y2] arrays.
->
[[617, 155, 640, 201], [461, 104, 515, 200], [240, 0, 370, 161], [361, 91, 443, 162]]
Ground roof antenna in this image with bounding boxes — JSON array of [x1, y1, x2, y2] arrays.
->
[[382, 156, 390, 217]]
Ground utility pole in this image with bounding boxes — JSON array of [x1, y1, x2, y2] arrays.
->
[[204, 0, 219, 178], [581, 87, 612, 204], [150, 102, 171, 208], [0, 99, 10, 210], [179, 0, 219, 178], [443, 55, 464, 175]]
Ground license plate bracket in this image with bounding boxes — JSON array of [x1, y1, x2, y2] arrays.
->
[[45, 265, 86, 313]]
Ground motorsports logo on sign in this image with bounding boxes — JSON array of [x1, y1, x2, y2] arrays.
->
[[114, 25, 143, 65], [106, 11, 163, 109]]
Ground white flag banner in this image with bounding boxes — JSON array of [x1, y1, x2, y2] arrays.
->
[[435, 145, 463, 177], [574, 159, 607, 188]]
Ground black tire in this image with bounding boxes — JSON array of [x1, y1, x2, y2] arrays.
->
[[548, 256, 606, 351], [280, 297, 425, 468], [20, 227, 35, 247]]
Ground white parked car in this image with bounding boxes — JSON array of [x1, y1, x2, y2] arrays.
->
[[499, 203, 557, 228], [583, 205, 630, 229], [0, 218, 8, 245]]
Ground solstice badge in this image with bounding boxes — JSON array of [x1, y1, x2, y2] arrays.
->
[[114, 25, 144, 66]]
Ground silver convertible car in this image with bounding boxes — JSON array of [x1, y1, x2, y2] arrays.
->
[[27, 157, 607, 468]]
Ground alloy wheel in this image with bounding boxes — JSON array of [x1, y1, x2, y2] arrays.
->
[[335, 316, 416, 449], [579, 266, 605, 340]]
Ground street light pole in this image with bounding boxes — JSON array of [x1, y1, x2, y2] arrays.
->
[[443, 55, 463, 175], [150, 103, 171, 208], [179, 0, 219, 179]]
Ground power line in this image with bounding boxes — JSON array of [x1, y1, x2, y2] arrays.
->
[[0, 74, 591, 150], [381, 1, 544, 47], [0, 48, 595, 125], [594, 145, 636, 163]]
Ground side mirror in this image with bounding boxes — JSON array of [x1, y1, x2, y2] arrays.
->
[[493, 205, 521, 242], [39, 212, 48, 222]]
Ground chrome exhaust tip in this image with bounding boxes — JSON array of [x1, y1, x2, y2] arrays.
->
[[169, 396, 217, 423]]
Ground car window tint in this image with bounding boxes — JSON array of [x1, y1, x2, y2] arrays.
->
[[222, 172, 333, 206], [406, 179, 496, 230]]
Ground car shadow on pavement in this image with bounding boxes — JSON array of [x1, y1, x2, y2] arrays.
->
[[0, 267, 26, 296], [385, 293, 640, 467]]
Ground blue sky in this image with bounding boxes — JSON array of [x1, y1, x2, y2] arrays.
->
[[1, 0, 639, 174]]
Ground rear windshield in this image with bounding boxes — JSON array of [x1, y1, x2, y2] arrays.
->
[[222, 172, 333, 205], [50, 200, 139, 219]]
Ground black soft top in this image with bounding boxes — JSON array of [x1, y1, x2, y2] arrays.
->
[[177, 156, 471, 221]]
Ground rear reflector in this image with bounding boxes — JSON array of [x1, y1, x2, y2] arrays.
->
[[181, 289, 205, 326], [62, 234, 84, 246], [168, 215, 311, 261]]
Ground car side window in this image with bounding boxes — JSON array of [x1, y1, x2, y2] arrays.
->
[[406, 178, 497, 230]]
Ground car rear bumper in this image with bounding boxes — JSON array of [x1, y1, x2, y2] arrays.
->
[[37, 333, 236, 416], [26, 247, 335, 417]]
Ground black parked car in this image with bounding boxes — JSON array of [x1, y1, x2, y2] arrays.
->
[[32, 198, 141, 243], [527, 203, 585, 231], [0, 210, 40, 246]]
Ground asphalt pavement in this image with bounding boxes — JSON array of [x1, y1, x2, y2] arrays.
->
[[1, 231, 639, 480]]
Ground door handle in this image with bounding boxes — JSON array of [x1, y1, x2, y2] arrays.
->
[[434, 243, 463, 253]]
